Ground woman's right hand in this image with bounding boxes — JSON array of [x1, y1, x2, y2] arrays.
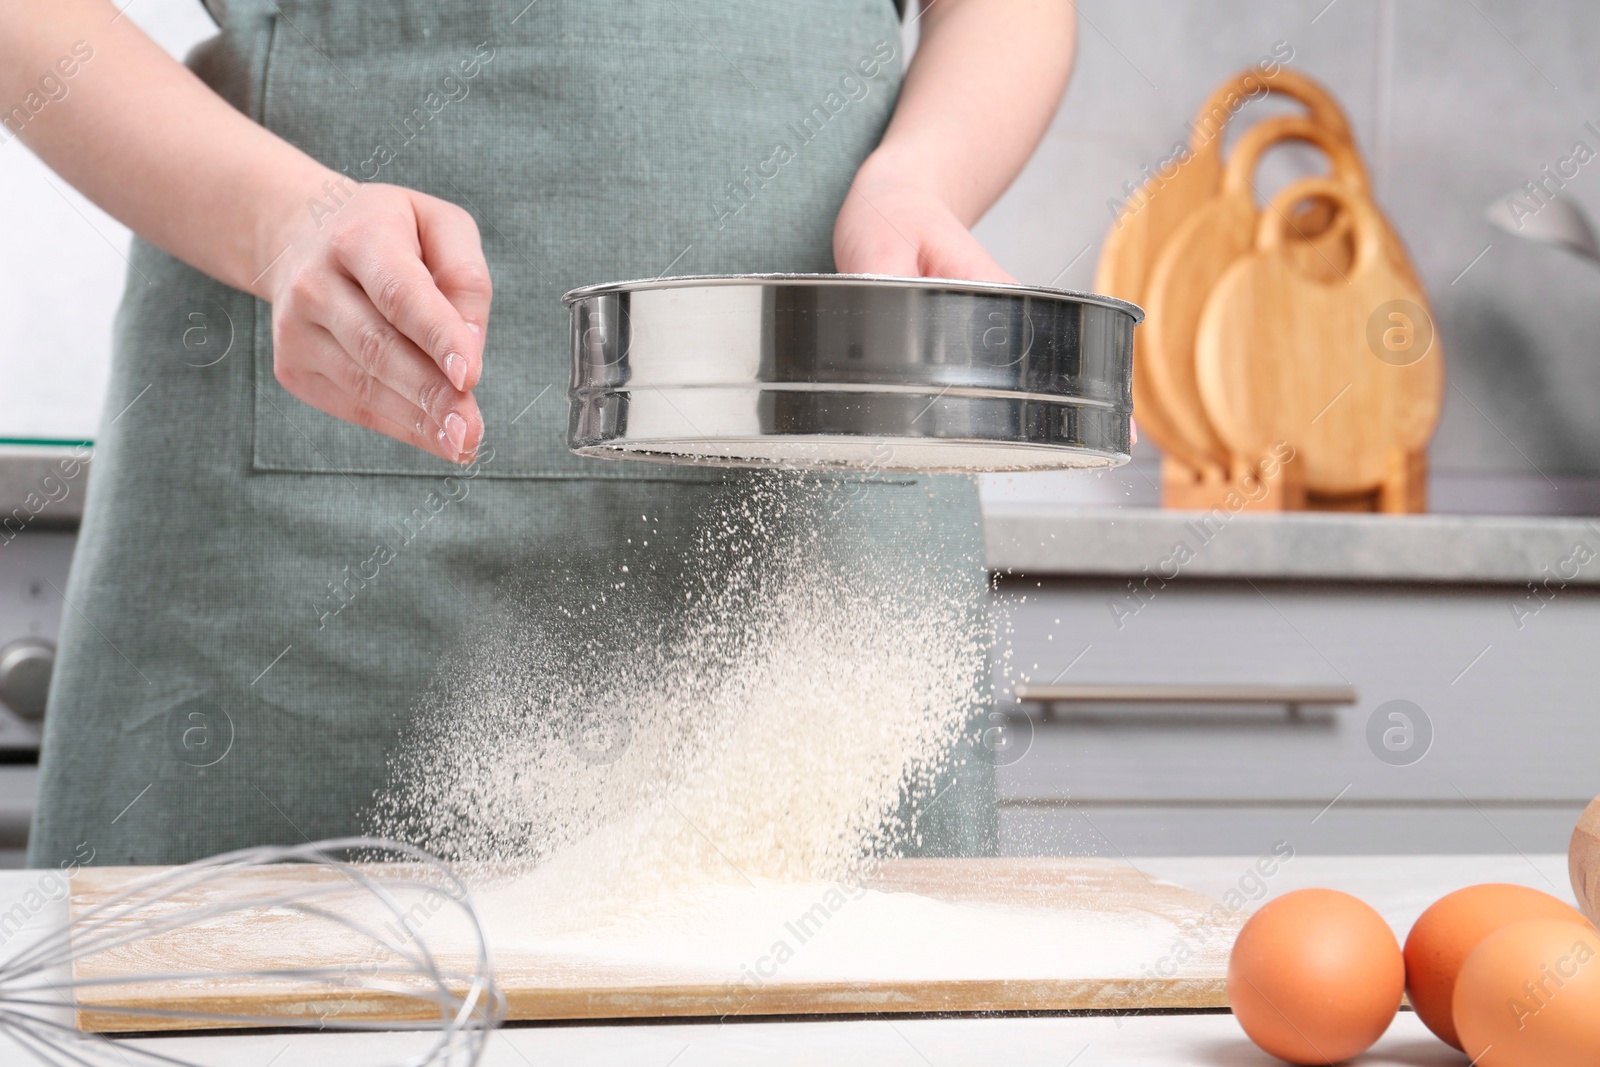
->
[[261, 180, 492, 464], [5, 1, 492, 465]]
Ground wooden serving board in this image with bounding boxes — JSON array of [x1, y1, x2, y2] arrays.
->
[[1195, 177, 1443, 499], [69, 858, 1241, 1031], [1142, 115, 1370, 469], [1094, 67, 1353, 474]]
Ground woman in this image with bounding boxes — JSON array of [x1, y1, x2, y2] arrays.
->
[[6, 0, 1077, 866]]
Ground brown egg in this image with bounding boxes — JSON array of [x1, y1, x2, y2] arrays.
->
[[1454, 918, 1600, 1066], [1404, 884, 1592, 1049], [1228, 888, 1404, 1065]]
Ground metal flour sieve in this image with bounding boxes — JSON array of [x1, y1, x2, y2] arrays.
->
[[563, 274, 1140, 473]]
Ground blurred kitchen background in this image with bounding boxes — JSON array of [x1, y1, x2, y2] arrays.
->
[[980, 0, 1600, 514], [2, 0, 1597, 864]]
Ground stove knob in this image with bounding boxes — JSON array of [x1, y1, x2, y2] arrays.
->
[[0, 637, 55, 722]]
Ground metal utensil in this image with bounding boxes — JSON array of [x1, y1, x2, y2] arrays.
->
[[1, 837, 501, 1064], [1486, 191, 1600, 266], [563, 274, 1140, 473]]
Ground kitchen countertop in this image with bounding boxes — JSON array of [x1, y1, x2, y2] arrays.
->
[[6, 442, 1597, 586], [985, 505, 1600, 586], [0, 443, 92, 530], [0, 853, 1572, 1066]]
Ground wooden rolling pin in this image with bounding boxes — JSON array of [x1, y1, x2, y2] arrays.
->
[[1572, 795, 1600, 923]]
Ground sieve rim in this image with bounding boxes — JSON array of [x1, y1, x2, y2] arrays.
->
[[560, 273, 1145, 323]]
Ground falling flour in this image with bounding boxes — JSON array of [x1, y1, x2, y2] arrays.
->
[[371, 473, 996, 929], [353, 474, 1232, 995]]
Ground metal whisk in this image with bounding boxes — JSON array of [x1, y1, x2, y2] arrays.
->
[[0, 837, 504, 1066]]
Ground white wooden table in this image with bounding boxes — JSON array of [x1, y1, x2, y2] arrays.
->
[[0, 854, 1573, 1066]]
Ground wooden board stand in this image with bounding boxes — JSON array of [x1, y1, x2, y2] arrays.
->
[[1160, 447, 1426, 514], [1160, 453, 1302, 513]]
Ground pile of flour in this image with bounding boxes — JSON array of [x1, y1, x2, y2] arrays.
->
[[466, 874, 1213, 987]]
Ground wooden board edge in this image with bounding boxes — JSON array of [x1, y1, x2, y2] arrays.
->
[[529, 976, 1233, 1020], [75, 977, 1231, 1033], [74, 988, 462, 1034]]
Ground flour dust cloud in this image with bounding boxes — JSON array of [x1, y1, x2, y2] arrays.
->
[[371, 473, 994, 907]]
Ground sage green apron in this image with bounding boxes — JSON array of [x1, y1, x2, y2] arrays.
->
[[29, 0, 995, 868]]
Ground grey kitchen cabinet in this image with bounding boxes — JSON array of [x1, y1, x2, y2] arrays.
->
[[984, 512, 1600, 857]]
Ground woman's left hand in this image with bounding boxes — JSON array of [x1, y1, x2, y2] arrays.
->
[[833, 0, 1076, 285], [833, 154, 1014, 283]]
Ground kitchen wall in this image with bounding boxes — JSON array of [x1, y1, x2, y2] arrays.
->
[[0, 0, 216, 442], [974, 0, 1600, 514], [4, 1, 1597, 513]]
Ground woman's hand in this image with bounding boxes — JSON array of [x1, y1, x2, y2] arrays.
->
[[833, 153, 1014, 282], [262, 182, 491, 464], [3, 2, 492, 464], [834, 0, 1076, 284]]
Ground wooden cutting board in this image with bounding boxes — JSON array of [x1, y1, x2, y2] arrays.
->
[[1195, 177, 1444, 497], [1142, 115, 1370, 468], [1094, 67, 1353, 473], [69, 857, 1242, 1032]]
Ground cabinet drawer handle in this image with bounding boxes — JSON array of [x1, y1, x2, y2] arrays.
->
[[1013, 683, 1358, 709]]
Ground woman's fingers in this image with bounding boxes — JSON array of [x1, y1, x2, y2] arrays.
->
[[833, 187, 920, 276], [920, 224, 1016, 284], [318, 366, 471, 462], [836, 224, 921, 277], [313, 274, 483, 456], [334, 206, 487, 392], [413, 193, 493, 344], [266, 182, 496, 462], [274, 323, 473, 463], [833, 182, 1015, 283], [839, 222, 1014, 283]]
